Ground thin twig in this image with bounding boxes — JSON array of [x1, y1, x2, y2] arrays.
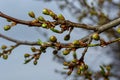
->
[[80, 37, 92, 61]]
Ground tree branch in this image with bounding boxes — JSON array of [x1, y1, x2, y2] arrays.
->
[[0, 11, 98, 30]]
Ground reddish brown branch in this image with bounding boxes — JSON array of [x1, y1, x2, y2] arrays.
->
[[0, 11, 98, 30]]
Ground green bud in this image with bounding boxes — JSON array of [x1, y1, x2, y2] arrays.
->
[[77, 69, 81, 75], [37, 39, 43, 45], [42, 8, 49, 15], [71, 59, 77, 63], [33, 60, 37, 65], [49, 35, 57, 42], [63, 62, 69, 66], [84, 64, 88, 70], [79, 66, 84, 71], [4, 25, 11, 31], [73, 51, 77, 59], [92, 33, 100, 40], [72, 40, 79, 45], [106, 66, 111, 71], [64, 34, 70, 41], [24, 53, 30, 58], [57, 14, 65, 20], [62, 49, 70, 55], [49, 11, 55, 17], [28, 11, 35, 18], [42, 23, 47, 28], [1, 45, 7, 50], [38, 16, 45, 21], [31, 47, 36, 52], [117, 27, 120, 34], [67, 70, 72, 75], [3, 55, 8, 60]]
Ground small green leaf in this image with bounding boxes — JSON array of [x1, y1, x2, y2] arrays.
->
[[24, 59, 31, 64], [37, 39, 43, 45], [100, 65, 105, 75], [50, 28, 60, 33], [73, 51, 77, 59]]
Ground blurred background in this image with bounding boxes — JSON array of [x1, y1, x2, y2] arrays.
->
[[0, 0, 120, 80]]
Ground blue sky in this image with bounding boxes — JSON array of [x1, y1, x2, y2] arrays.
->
[[0, 0, 112, 80]]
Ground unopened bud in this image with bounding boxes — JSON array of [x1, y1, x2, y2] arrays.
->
[[1, 45, 7, 50], [49, 35, 57, 42], [42, 23, 47, 28], [92, 33, 100, 40], [64, 34, 70, 41], [3, 55, 8, 60], [62, 49, 70, 55], [28, 11, 35, 18], [24, 53, 30, 58], [42, 8, 49, 15], [4, 25, 11, 31], [57, 14, 65, 20]]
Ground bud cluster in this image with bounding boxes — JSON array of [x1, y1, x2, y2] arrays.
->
[[0, 44, 15, 60], [63, 59, 91, 79]]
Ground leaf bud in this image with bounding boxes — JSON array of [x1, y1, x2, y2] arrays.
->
[[24, 53, 30, 58], [79, 66, 84, 71], [42, 8, 49, 15], [4, 25, 11, 31], [62, 49, 70, 55], [42, 23, 47, 28], [63, 62, 69, 66], [67, 70, 72, 75], [24, 59, 31, 64], [31, 47, 36, 52], [49, 11, 56, 17], [57, 14, 65, 20], [33, 60, 37, 65], [106, 66, 111, 71], [77, 69, 81, 75], [28, 11, 35, 18], [52, 50, 58, 55], [71, 59, 77, 63], [117, 27, 120, 34], [1, 45, 7, 50], [64, 34, 70, 41], [84, 64, 88, 70], [49, 35, 57, 42], [3, 55, 8, 60], [92, 33, 100, 40], [6, 19, 11, 22], [38, 16, 45, 21], [72, 40, 80, 45]]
